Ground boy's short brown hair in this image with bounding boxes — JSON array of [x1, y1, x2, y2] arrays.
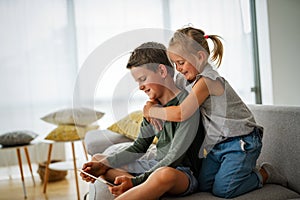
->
[[126, 42, 175, 77]]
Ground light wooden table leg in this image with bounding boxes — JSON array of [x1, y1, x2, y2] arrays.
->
[[71, 142, 80, 200], [81, 140, 88, 161], [43, 143, 53, 193], [24, 146, 35, 186], [16, 147, 27, 199]]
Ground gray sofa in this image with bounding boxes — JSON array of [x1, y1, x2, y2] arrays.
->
[[84, 104, 300, 200]]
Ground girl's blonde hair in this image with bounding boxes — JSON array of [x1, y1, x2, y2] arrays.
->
[[169, 27, 224, 67]]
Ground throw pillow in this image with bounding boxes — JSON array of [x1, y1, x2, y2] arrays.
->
[[107, 111, 143, 141], [0, 130, 38, 147], [41, 107, 104, 126], [45, 124, 99, 141], [107, 111, 158, 144]]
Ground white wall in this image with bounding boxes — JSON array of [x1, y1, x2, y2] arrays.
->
[[257, 0, 300, 106]]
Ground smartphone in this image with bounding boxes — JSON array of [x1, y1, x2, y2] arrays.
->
[[78, 169, 116, 187]]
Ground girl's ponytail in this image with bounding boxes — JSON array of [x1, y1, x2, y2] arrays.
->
[[205, 34, 223, 67]]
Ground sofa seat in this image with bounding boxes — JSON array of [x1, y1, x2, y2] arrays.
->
[[88, 182, 299, 200], [162, 184, 300, 200]]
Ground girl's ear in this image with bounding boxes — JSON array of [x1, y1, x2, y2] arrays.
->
[[197, 50, 208, 63], [158, 64, 168, 78], [195, 51, 208, 72]]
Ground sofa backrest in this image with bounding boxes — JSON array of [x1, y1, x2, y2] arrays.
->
[[248, 104, 300, 194]]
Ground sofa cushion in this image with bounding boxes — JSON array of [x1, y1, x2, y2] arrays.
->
[[84, 129, 132, 155], [89, 183, 300, 200], [248, 105, 300, 194], [161, 184, 300, 200], [162, 185, 300, 200]]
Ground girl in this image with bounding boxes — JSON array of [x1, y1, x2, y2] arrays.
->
[[144, 27, 287, 198]]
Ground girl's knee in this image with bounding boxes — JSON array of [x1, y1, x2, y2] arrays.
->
[[212, 183, 236, 198], [212, 188, 228, 198]]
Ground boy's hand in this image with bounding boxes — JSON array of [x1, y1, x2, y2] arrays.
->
[[108, 176, 133, 197], [80, 161, 109, 183]]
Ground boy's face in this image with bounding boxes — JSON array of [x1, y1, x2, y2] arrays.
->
[[130, 66, 165, 101]]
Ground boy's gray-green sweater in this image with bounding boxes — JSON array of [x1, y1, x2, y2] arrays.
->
[[106, 90, 204, 186]]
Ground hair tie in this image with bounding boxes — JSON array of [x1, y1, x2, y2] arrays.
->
[[204, 35, 209, 39]]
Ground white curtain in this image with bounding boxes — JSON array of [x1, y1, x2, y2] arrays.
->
[[0, 0, 74, 167], [0, 0, 255, 167], [0, 0, 77, 133]]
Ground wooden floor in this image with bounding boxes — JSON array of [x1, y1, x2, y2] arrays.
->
[[0, 164, 90, 200]]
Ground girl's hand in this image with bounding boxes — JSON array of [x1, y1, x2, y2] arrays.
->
[[143, 100, 158, 119], [144, 100, 164, 131], [108, 176, 133, 197], [148, 118, 164, 131]]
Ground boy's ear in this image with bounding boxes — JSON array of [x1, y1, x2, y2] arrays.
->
[[158, 64, 168, 78]]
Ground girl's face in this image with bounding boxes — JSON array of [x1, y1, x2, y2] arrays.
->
[[168, 52, 199, 82], [130, 66, 165, 101]]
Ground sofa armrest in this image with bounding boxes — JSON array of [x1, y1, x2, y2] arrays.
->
[[84, 129, 133, 155]]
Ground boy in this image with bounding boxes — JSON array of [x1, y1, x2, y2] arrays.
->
[[80, 42, 204, 199]]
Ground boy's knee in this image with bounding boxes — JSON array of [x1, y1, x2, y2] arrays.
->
[[91, 154, 105, 161], [151, 167, 178, 185]]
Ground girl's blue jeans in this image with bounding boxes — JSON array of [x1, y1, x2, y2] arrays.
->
[[198, 128, 263, 198]]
